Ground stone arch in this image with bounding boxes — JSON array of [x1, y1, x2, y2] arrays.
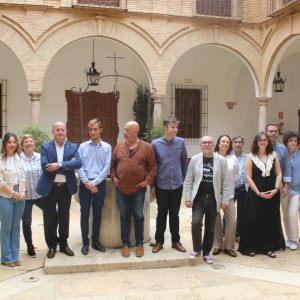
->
[[263, 13, 300, 96], [32, 17, 160, 92], [0, 19, 31, 90], [159, 27, 261, 97]]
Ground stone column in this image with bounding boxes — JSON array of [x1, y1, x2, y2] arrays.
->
[[152, 94, 164, 126], [29, 92, 41, 125], [257, 97, 271, 132]]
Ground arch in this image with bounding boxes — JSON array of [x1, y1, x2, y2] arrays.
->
[[160, 27, 260, 97], [263, 13, 300, 96], [0, 20, 31, 90], [35, 17, 159, 92]]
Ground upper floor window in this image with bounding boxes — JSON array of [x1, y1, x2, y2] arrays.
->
[[196, 0, 232, 17]]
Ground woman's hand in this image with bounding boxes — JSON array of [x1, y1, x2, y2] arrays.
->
[[185, 200, 192, 208], [260, 189, 278, 199]]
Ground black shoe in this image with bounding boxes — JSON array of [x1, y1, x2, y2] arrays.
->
[[92, 241, 106, 252], [47, 248, 56, 259], [27, 245, 36, 258], [81, 244, 89, 255], [60, 245, 75, 256]]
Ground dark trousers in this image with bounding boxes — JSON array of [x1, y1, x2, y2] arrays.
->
[[22, 198, 44, 247], [79, 181, 106, 246], [155, 185, 183, 244], [234, 186, 247, 237], [192, 194, 217, 256], [43, 185, 71, 249]]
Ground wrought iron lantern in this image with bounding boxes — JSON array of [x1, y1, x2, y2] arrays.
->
[[85, 39, 101, 86], [273, 65, 286, 92]]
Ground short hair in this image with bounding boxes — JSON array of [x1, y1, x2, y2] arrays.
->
[[250, 132, 273, 155], [1, 132, 20, 158], [283, 131, 299, 147], [87, 118, 102, 128], [20, 134, 35, 149], [163, 117, 179, 127], [232, 135, 245, 144], [265, 123, 279, 132], [214, 135, 233, 155]]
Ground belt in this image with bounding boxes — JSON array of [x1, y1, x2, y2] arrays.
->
[[235, 185, 245, 192], [53, 182, 66, 187], [200, 193, 214, 199]]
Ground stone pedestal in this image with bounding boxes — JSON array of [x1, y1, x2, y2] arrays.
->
[[85, 178, 150, 248]]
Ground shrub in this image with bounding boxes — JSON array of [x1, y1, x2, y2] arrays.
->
[[19, 125, 50, 153]]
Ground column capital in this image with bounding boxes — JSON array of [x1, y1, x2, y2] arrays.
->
[[29, 92, 42, 101], [256, 97, 271, 106], [153, 94, 165, 103]]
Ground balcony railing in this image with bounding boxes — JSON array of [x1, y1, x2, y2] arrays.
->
[[268, 0, 299, 15], [73, 0, 127, 9], [195, 0, 241, 20]]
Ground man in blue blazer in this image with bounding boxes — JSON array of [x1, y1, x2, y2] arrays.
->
[[37, 121, 82, 259]]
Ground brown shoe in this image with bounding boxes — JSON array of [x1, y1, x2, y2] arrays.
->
[[47, 248, 56, 259], [60, 246, 74, 256], [1, 262, 15, 267], [14, 261, 21, 266], [224, 249, 237, 257], [172, 242, 186, 252], [135, 246, 144, 257], [213, 248, 222, 255], [121, 245, 130, 258], [152, 243, 163, 253]]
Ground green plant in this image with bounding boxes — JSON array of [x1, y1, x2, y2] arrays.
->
[[19, 125, 50, 153], [149, 124, 164, 141], [133, 85, 153, 140]]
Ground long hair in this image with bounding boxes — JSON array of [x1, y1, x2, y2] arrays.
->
[[250, 132, 273, 155], [1, 132, 20, 158], [214, 134, 232, 155]]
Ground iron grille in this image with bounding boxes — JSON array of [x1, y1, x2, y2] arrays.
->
[[171, 84, 208, 142], [0, 80, 7, 139], [268, 0, 298, 15], [76, 0, 120, 7]]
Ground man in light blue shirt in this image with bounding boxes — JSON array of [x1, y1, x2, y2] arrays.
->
[[78, 118, 111, 255], [151, 117, 188, 253], [266, 123, 291, 247]]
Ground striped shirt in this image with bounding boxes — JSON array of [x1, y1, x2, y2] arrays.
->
[[20, 151, 42, 200]]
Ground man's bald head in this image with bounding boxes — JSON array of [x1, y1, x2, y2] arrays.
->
[[124, 121, 140, 145], [52, 121, 67, 146]]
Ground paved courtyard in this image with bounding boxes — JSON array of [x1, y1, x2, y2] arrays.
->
[[1, 198, 300, 299]]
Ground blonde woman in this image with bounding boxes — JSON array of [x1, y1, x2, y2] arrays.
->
[[0, 133, 26, 267]]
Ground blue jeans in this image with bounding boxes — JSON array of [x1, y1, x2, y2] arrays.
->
[[116, 188, 146, 246], [22, 198, 44, 247], [79, 181, 106, 245], [0, 196, 25, 263]]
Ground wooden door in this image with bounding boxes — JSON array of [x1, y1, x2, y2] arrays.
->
[[66, 90, 119, 149]]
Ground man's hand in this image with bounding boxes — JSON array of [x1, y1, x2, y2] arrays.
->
[[46, 163, 61, 172], [135, 181, 147, 189], [112, 177, 119, 187], [282, 185, 288, 197], [85, 181, 94, 190], [91, 187, 98, 194], [151, 187, 156, 199], [185, 200, 192, 208], [220, 203, 228, 210]]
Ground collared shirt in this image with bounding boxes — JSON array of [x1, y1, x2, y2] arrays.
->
[[54, 140, 66, 182], [20, 151, 42, 200], [151, 136, 188, 190], [78, 139, 111, 186], [232, 152, 247, 188], [274, 142, 291, 182], [288, 149, 300, 195]]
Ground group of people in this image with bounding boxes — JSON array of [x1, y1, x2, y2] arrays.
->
[[0, 118, 299, 267]]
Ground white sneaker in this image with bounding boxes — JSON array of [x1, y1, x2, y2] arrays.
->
[[189, 251, 201, 259], [290, 241, 298, 250], [203, 255, 213, 264], [285, 240, 291, 248]]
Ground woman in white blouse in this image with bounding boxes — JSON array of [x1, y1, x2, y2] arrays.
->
[[212, 135, 238, 257], [0, 133, 26, 267], [20, 134, 44, 258]]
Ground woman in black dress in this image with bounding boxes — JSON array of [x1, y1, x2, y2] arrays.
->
[[238, 132, 285, 258]]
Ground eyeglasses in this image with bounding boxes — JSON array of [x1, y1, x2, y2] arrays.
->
[[233, 141, 243, 144], [201, 141, 213, 145]]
